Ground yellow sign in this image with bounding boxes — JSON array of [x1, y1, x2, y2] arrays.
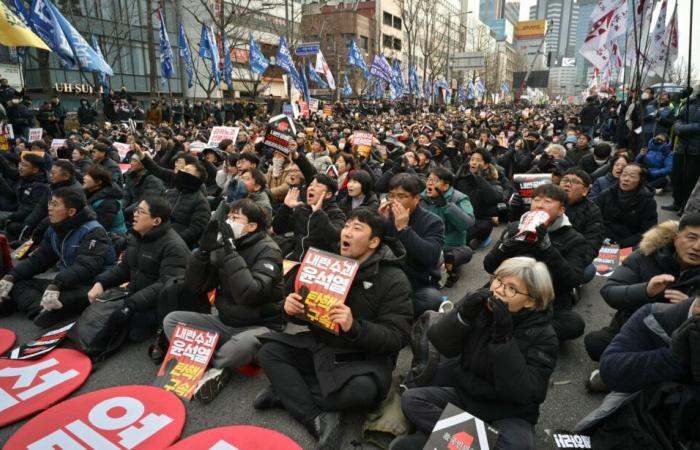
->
[[0, 3, 50, 50], [515, 20, 547, 40]]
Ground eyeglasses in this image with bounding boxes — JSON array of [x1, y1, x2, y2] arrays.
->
[[387, 192, 412, 201], [133, 207, 151, 216], [426, 177, 441, 185], [560, 177, 584, 186], [490, 276, 532, 299]]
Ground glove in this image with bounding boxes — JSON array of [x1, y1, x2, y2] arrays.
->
[[0, 275, 14, 299], [110, 303, 132, 326], [671, 316, 700, 364], [535, 224, 551, 251], [499, 231, 521, 254], [199, 220, 222, 253], [488, 296, 513, 343], [219, 221, 237, 253], [457, 291, 489, 320], [40, 284, 62, 311]]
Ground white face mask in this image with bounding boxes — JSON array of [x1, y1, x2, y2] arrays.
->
[[338, 141, 346, 150], [641, 93, 651, 100], [226, 219, 247, 239], [272, 158, 284, 177]]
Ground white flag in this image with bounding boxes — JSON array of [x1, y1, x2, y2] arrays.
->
[[579, 0, 628, 70], [664, 3, 679, 68], [315, 51, 336, 90], [647, 0, 669, 71]]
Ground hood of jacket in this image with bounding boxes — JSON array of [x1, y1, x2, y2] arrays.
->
[[639, 220, 678, 256], [88, 184, 123, 202], [354, 237, 407, 281]]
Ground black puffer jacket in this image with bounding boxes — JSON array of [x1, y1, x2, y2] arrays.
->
[[7, 171, 49, 223], [338, 192, 380, 216], [165, 182, 211, 248], [427, 289, 558, 425], [25, 178, 82, 233], [10, 207, 113, 290], [454, 167, 502, 219], [259, 239, 413, 400], [673, 95, 700, 156], [97, 157, 124, 187], [96, 223, 189, 311], [186, 230, 284, 330], [595, 186, 658, 248], [600, 220, 700, 333], [566, 197, 605, 265], [271, 198, 346, 261], [123, 170, 165, 215], [87, 185, 125, 233]]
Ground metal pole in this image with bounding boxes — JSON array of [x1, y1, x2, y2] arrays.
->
[[652, 0, 676, 137]]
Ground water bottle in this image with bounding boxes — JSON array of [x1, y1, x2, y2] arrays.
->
[[439, 295, 454, 313]]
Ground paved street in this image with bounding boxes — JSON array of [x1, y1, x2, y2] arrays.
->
[[0, 199, 676, 448]]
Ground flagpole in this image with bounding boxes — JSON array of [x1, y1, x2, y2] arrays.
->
[[685, 0, 693, 101], [652, 0, 676, 137]]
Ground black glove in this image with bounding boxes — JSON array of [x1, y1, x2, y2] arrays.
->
[[488, 296, 513, 343], [199, 220, 222, 253], [535, 224, 551, 250], [219, 221, 237, 253], [499, 230, 521, 254], [671, 315, 700, 364], [457, 291, 489, 320]]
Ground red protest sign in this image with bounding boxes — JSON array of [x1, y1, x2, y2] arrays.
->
[[513, 173, 552, 204], [154, 324, 219, 400], [5, 385, 185, 450], [0, 328, 16, 354], [167, 425, 302, 450], [6, 322, 74, 360], [294, 247, 359, 334], [323, 104, 333, 117], [594, 245, 633, 277], [113, 142, 130, 160], [300, 101, 309, 118], [0, 349, 91, 427]]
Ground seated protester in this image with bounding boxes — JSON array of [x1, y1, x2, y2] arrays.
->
[[454, 149, 502, 249], [123, 154, 165, 222], [333, 152, 357, 203], [25, 160, 83, 240], [0, 154, 49, 241], [579, 142, 612, 177], [87, 197, 189, 341], [255, 208, 413, 448], [585, 215, 700, 363], [484, 184, 588, 341], [392, 257, 558, 450], [161, 199, 284, 403], [375, 151, 419, 194], [529, 144, 571, 174], [636, 134, 672, 191], [92, 143, 124, 187], [83, 166, 127, 235], [589, 152, 632, 201], [338, 170, 379, 216], [560, 169, 605, 284], [214, 154, 247, 220], [380, 173, 445, 316], [166, 161, 211, 248], [271, 173, 345, 262], [137, 146, 197, 188], [236, 152, 259, 174], [595, 163, 658, 248], [0, 189, 116, 327], [71, 147, 93, 179], [566, 134, 591, 166], [305, 139, 333, 173], [266, 146, 304, 205], [240, 169, 272, 216], [421, 167, 475, 287]]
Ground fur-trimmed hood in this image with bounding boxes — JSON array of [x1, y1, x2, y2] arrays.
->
[[639, 220, 678, 256]]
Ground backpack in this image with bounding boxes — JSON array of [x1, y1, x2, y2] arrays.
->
[[68, 289, 129, 362], [401, 310, 445, 389]]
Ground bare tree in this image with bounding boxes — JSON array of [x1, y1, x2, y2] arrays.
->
[[666, 58, 700, 86], [399, 0, 423, 73], [417, 0, 447, 103]]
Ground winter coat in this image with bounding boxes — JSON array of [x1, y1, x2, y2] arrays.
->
[[10, 207, 114, 290], [386, 204, 445, 287], [578, 154, 608, 177], [454, 166, 502, 220], [186, 230, 284, 330], [123, 170, 165, 215], [77, 102, 97, 126], [600, 220, 700, 335], [600, 299, 694, 393], [566, 197, 605, 265], [87, 185, 127, 234], [589, 172, 617, 201], [673, 95, 700, 156], [73, 158, 93, 178], [97, 157, 124, 188], [595, 186, 658, 248], [247, 190, 272, 216], [25, 178, 82, 233], [642, 102, 675, 137], [420, 187, 475, 249], [484, 218, 587, 310], [145, 107, 162, 126], [97, 223, 189, 312], [636, 139, 673, 180], [427, 289, 558, 425], [338, 192, 380, 216], [259, 239, 413, 400], [6, 172, 49, 224], [580, 103, 600, 127], [165, 186, 211, 248], [272, 197, 346, 261], [306, 150, 333, 174]]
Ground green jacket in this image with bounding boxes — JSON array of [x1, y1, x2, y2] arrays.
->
[[420, 187, 475, 248]]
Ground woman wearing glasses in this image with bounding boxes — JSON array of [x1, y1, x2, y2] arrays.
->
[[391, 257, 558, 450]]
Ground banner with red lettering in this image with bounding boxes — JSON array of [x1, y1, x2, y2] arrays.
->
[[513, 173, 553, 204], [207, 126, 240, 148], [294, 247, 359, 334], [594, 244, 633, 276], [5, 322, 74, 360], [154, 324, 219, 400]]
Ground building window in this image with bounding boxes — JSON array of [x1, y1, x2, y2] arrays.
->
[[325, 34, 335, 51], [383, 34, 392, 48], [393, 16, 402, 30], [342, 33, 355, 48], [360, 35, 369, 50], [383, 12, 393, 26], [393, 37, 402, 51]]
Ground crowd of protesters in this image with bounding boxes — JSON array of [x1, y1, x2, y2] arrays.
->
[[0, 81, 699, 449]]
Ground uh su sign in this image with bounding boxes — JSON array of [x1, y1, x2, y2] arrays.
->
[[53, 83, 106, 95]]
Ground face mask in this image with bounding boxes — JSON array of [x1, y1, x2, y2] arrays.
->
[[641, 93, 651, 100], [174, 171, 203, 191], [226, 219, 247, 239], [272, 158, 284, 177], [594, 158, 608, 166]]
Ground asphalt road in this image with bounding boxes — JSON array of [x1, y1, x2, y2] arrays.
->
[[0, 197, 677, 449]]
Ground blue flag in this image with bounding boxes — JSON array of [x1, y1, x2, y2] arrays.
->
[[342, 74, 352, 97], [10, 0, 29, 58], [347, 39, 368, 78], [29, 0, 75, 68], [91, 35, 110, 94], [299, 64, 310, 104], [198, 24, 220, 85], [476, 79, 485, 97], [389, 59, 404, 100], [408, 65, 419, 95], [369, 55, 392, 83], [275, 36, 302, 91], [48, 0, 112, 75], [467, 80, 475, 99], [307, 62, 328, 89], [423, 79, 430, 99], [457, 85, 465, 103], [222, 31, 233, 88], [501, 82, 510, 94], [155, 8, 173, 83], [178, 24, 194, 89], [249, 32, 269, 75]]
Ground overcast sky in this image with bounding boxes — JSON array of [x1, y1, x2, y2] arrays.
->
[[518, 0, 699, 78]]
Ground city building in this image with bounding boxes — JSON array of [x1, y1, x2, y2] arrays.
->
[[504, 1, 520, 24], [529, 0, 576, 60]]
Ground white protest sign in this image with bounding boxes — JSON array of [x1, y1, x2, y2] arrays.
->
[[27, 128, 43, 142], [207, 127, 240, 149]]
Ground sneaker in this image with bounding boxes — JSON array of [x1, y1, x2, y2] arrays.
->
[[585, 369, 610, 394], [661, 203, 680, 211], [468, 238, 480, 251], [193, 367, 231, 404]]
